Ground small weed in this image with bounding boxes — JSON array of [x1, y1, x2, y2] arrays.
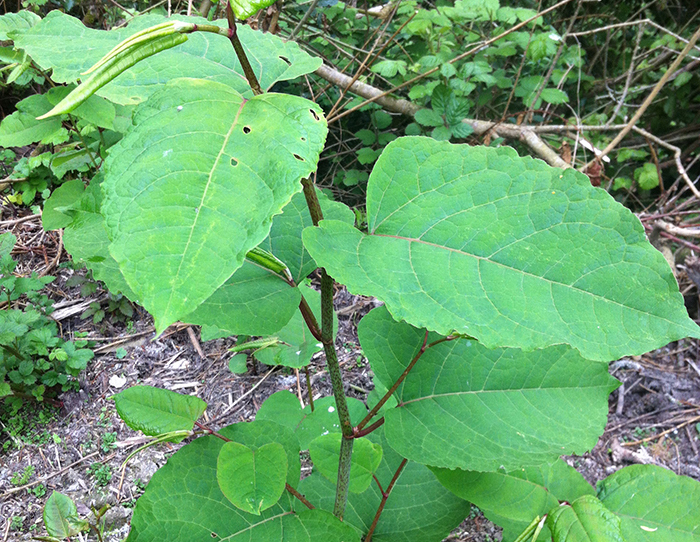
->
[[101, 431, 117, 453], [97, 406, 113, 428], [89, 463, 113, 487], [11, 465, 35, 486], [30, 483, 46, 497], [9, 515, 24, 531]]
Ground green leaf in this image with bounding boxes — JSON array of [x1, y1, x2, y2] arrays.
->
[[359, 306, 618, 471], [228, 355, 248, 374], [432, 459, 594, 541], [430, 126, 452, 141], [597, 465, 700, 541], [357, 147, 381, 165], [113, 385, 207, 438], [43, 491, 89, 538], [309, 433, 382, 493], [296, 396, 368, 450], [0, 95, 67, 148], [303, 137, 700, 361], [102, 79, 327, 333], [0, 10, 40, 40], [414, 108, 444, 127], [14, 12, 321, 105], [300, 427, 471, 542], [0, 382, 10, 398], [187, 190, 352, 340], [612, 176, 632, 191], [61, 178, 136, 298], [450, 121, 474, 139], [539, 88, 568, 104], [372, 111, 393, 130], [46, 86, 117, 130], [217, 441, 288, 515], [230, 0, 277, 20], [42, 179, 85, 231], [546, 496, 623, 542], [674, 71, 692, 88], [187, 263, 301, 340], [634, 162, 660, 190], [127, 428, 360, 542], [355, 129, 377, 146], [254, 284, 332, 368], [255, 390, 305, 432]]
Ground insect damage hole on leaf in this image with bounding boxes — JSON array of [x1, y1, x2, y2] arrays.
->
[[279, 55, 292, 66], [294, 154, 305, 162], [243, 126, 251, 134], [231, 157, 238, 166], [310, 109, 320, 121]]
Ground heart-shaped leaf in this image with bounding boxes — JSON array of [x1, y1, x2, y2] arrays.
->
[[547, 496, 623, 542], [309, 433, 382, 493], [304, 137, 700, 362], [597, 464, 700, 541], [217, 441, 288, 515], [113, 385, 206, 438], [43, 492, 89, 538], [102, 78, 326, 332]]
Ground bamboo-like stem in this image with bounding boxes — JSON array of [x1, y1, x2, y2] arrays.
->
[[299, 294, 323, 341], [300, 175, 355, 519], [304, 366, 315, 412], [364, 459, 408, 542], [225, 2, 263, 95]]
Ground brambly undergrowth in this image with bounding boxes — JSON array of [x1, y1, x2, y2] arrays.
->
[[3, 2, 700, 541]]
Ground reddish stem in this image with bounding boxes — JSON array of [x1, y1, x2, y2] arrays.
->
[[286, 483, 315, 509], [364, 459, 408, 542]]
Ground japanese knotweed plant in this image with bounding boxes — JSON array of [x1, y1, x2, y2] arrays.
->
[[19, 3, 700, 541]]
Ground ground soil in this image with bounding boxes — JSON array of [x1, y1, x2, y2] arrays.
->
[[1, 213, 699, 542]]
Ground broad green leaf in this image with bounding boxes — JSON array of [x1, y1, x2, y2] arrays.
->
[[46, 86, 117, 130], [187, 263, 302, 340], [0, 10, 40, 40], [414, 109, 444, 127], [0, 95, 67, 147], [0, 382, 10, 398], [127, 428, 359, 542], [254, 284, 333, 369], [113, 385, 207, 438], [186, 190, 352, 339], [539, 88, 568, 104], [296, 396, 367, 450], [304, 137, 700, 362], [13, 12, 321, 105], [256, 390, 306, 432], [43, 491, 88, 538], [102, 79, 327, 332], [300, 427, 471, 542], [223, 420, 301, 488], [42, 179, 86, 231], [231, 0, 277, 19], [61, 178, 136, 298], [217, 441, 287, 515], [432, 459, 594, 542], [546, 496, 623, 542], [309, 433, 382, 493], [597, 465, 700, 541], [359, 306, 618, 471]]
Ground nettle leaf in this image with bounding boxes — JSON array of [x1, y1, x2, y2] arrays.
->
[[309, 433, 382, 493], [102, 79, 327, 332], [13, 12, 321, 105], [43, 491, 88, 538], [254, 284, 333, 369], [432, 459, 594, 541], [414, 108, 444, 127], [217, 441, 288, 515], [634, 162, 660, 190], [547, 496, 623, 542], [304, 137, 700, 361], [597, 464, 700, 541], [113, 385, 207, 437], [359, 306, 618, 471], [127, 427, 360, 542], [300, 427, 471, 542]]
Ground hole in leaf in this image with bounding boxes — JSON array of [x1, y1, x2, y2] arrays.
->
[[300, 137, 306, 142], [279, 55, 291, 66], [243, 126, 251, 134], [231, 158, 238, 167], [309, 109, 319, 121], [293, 154, 305, 162], [210, 533, 218, 538]]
